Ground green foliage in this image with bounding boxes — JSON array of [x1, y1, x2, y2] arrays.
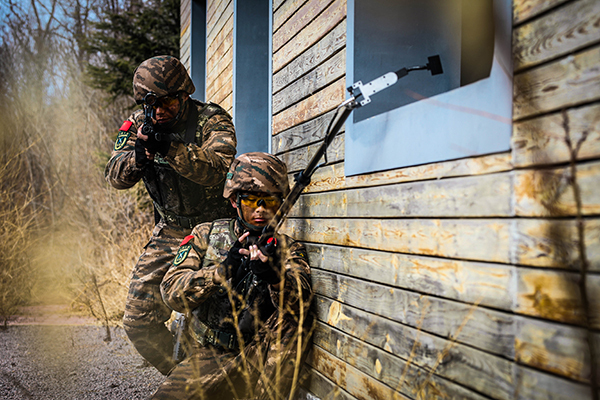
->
[[84, 0, 180, 101]]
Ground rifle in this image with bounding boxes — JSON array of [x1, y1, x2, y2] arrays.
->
[[141, 92, 158, 140], [258, 55, 443, 251], [142, 92, 171, 142]]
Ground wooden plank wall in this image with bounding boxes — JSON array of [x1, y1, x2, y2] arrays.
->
[[270, 0, 600, 399], [180, 0, 233, 111], [205, 0, 233, 112], [180, 0, 192, 71]]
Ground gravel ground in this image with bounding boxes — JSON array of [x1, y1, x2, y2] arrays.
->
[[0, 324, 165, 399]]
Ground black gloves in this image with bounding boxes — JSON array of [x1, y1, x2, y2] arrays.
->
[[218, 235, 284, 286], [134, 134, 170, 168], [134, 139, 149, 166], [249, 235, 282, 285], [216, 240, 245, 282], [143, 131, 171, 156]]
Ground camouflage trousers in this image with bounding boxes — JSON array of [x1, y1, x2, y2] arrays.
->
[[123, 220, 192, 375], [151, 310, 315, 400]]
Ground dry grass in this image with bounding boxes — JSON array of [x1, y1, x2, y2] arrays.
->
[[169, 268, 316, 400], [0, 61, 152, 328], [0, 145, 38, 327]]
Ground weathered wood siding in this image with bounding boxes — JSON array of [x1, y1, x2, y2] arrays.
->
[[181, 0, 600, 398], [272, 0, 600, 399], [181, 0, 233, 112], [204, 0, 233, 112], [180, 0, 191, 70]]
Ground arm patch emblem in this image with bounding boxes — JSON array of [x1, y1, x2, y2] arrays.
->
[[173, 244, 192, 266], [114, 121, 133, 151]]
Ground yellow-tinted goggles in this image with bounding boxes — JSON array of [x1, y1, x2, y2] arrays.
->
[[238, 194, 281, 208], [146, 94, 179, 109]]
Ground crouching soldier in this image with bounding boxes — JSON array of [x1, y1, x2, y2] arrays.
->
[[153, 152, 314, 400]]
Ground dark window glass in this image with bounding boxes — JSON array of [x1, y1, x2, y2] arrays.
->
[[353, 0, 494, 123], [345, 0, 512, 176], [191, 0, 206, 101], [233, 0, 270, 154]]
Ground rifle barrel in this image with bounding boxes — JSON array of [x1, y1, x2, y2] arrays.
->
[[268, 101, 357, 234], [264, 55, 443, 236]]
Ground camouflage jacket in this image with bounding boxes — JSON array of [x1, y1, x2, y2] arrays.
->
[[104, 100, 237, 222], [160, 218, 312, 336]]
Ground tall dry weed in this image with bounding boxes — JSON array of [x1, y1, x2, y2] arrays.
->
[[30, 73, 154, 325], [0, 42, 153, 327], [0, 145, 38, 328]]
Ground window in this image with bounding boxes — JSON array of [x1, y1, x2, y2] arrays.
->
[[190, 0, 206, 101], [233, 0, 271, 154], [345, 0, 512, 175]]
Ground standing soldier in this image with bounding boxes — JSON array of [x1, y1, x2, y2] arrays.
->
[[105, 55, 237, 375], [152, 152, 314, 399]]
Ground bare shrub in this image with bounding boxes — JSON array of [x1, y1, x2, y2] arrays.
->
[[0, 0, 153, 329], [0, 149, 38, 328]]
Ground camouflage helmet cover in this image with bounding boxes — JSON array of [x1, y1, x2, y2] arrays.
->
[[223, 152, 290, 199], [133, 55, 195, 102]]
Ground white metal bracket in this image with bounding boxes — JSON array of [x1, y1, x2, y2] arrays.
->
[[351, 72, 399, 107]]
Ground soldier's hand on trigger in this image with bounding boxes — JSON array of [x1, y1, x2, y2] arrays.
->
[[136, 126, 156, 161], [215, 234, 247, 283], [239, 233, 282, 286], [134, 138, 150, 167]]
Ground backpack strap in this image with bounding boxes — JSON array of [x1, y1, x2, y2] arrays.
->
[[183, 102, 199, 144]]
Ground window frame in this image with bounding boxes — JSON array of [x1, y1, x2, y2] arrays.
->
[[345, 0, 513, 176], [190, 0, 207, 101], [232, 0, 272, 155]]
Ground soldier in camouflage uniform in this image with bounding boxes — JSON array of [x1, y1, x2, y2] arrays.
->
[[152, 152, 314, 400], [105, 55, 237, 375]]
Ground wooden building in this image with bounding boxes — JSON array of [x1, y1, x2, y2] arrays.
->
[[180, 0, 600, 399]]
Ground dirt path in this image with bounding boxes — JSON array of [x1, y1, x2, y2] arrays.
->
[[8, 305, 99, 326], [0, 306, 165, 399]]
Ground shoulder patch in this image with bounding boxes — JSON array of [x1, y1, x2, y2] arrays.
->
[[173, 244, 192, 266], [114, 121, 133, 151], [180, 235, 194, 246]]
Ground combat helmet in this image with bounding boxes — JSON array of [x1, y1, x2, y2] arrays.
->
[[133, 55, 195, 103], [223, 152, 290, 200]]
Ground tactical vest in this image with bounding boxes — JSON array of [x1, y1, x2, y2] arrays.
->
[[143, 100, 233, 228], [190, 219, 275, 350]]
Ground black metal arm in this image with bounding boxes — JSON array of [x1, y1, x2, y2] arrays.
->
[[259, 55, 444, 241]]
